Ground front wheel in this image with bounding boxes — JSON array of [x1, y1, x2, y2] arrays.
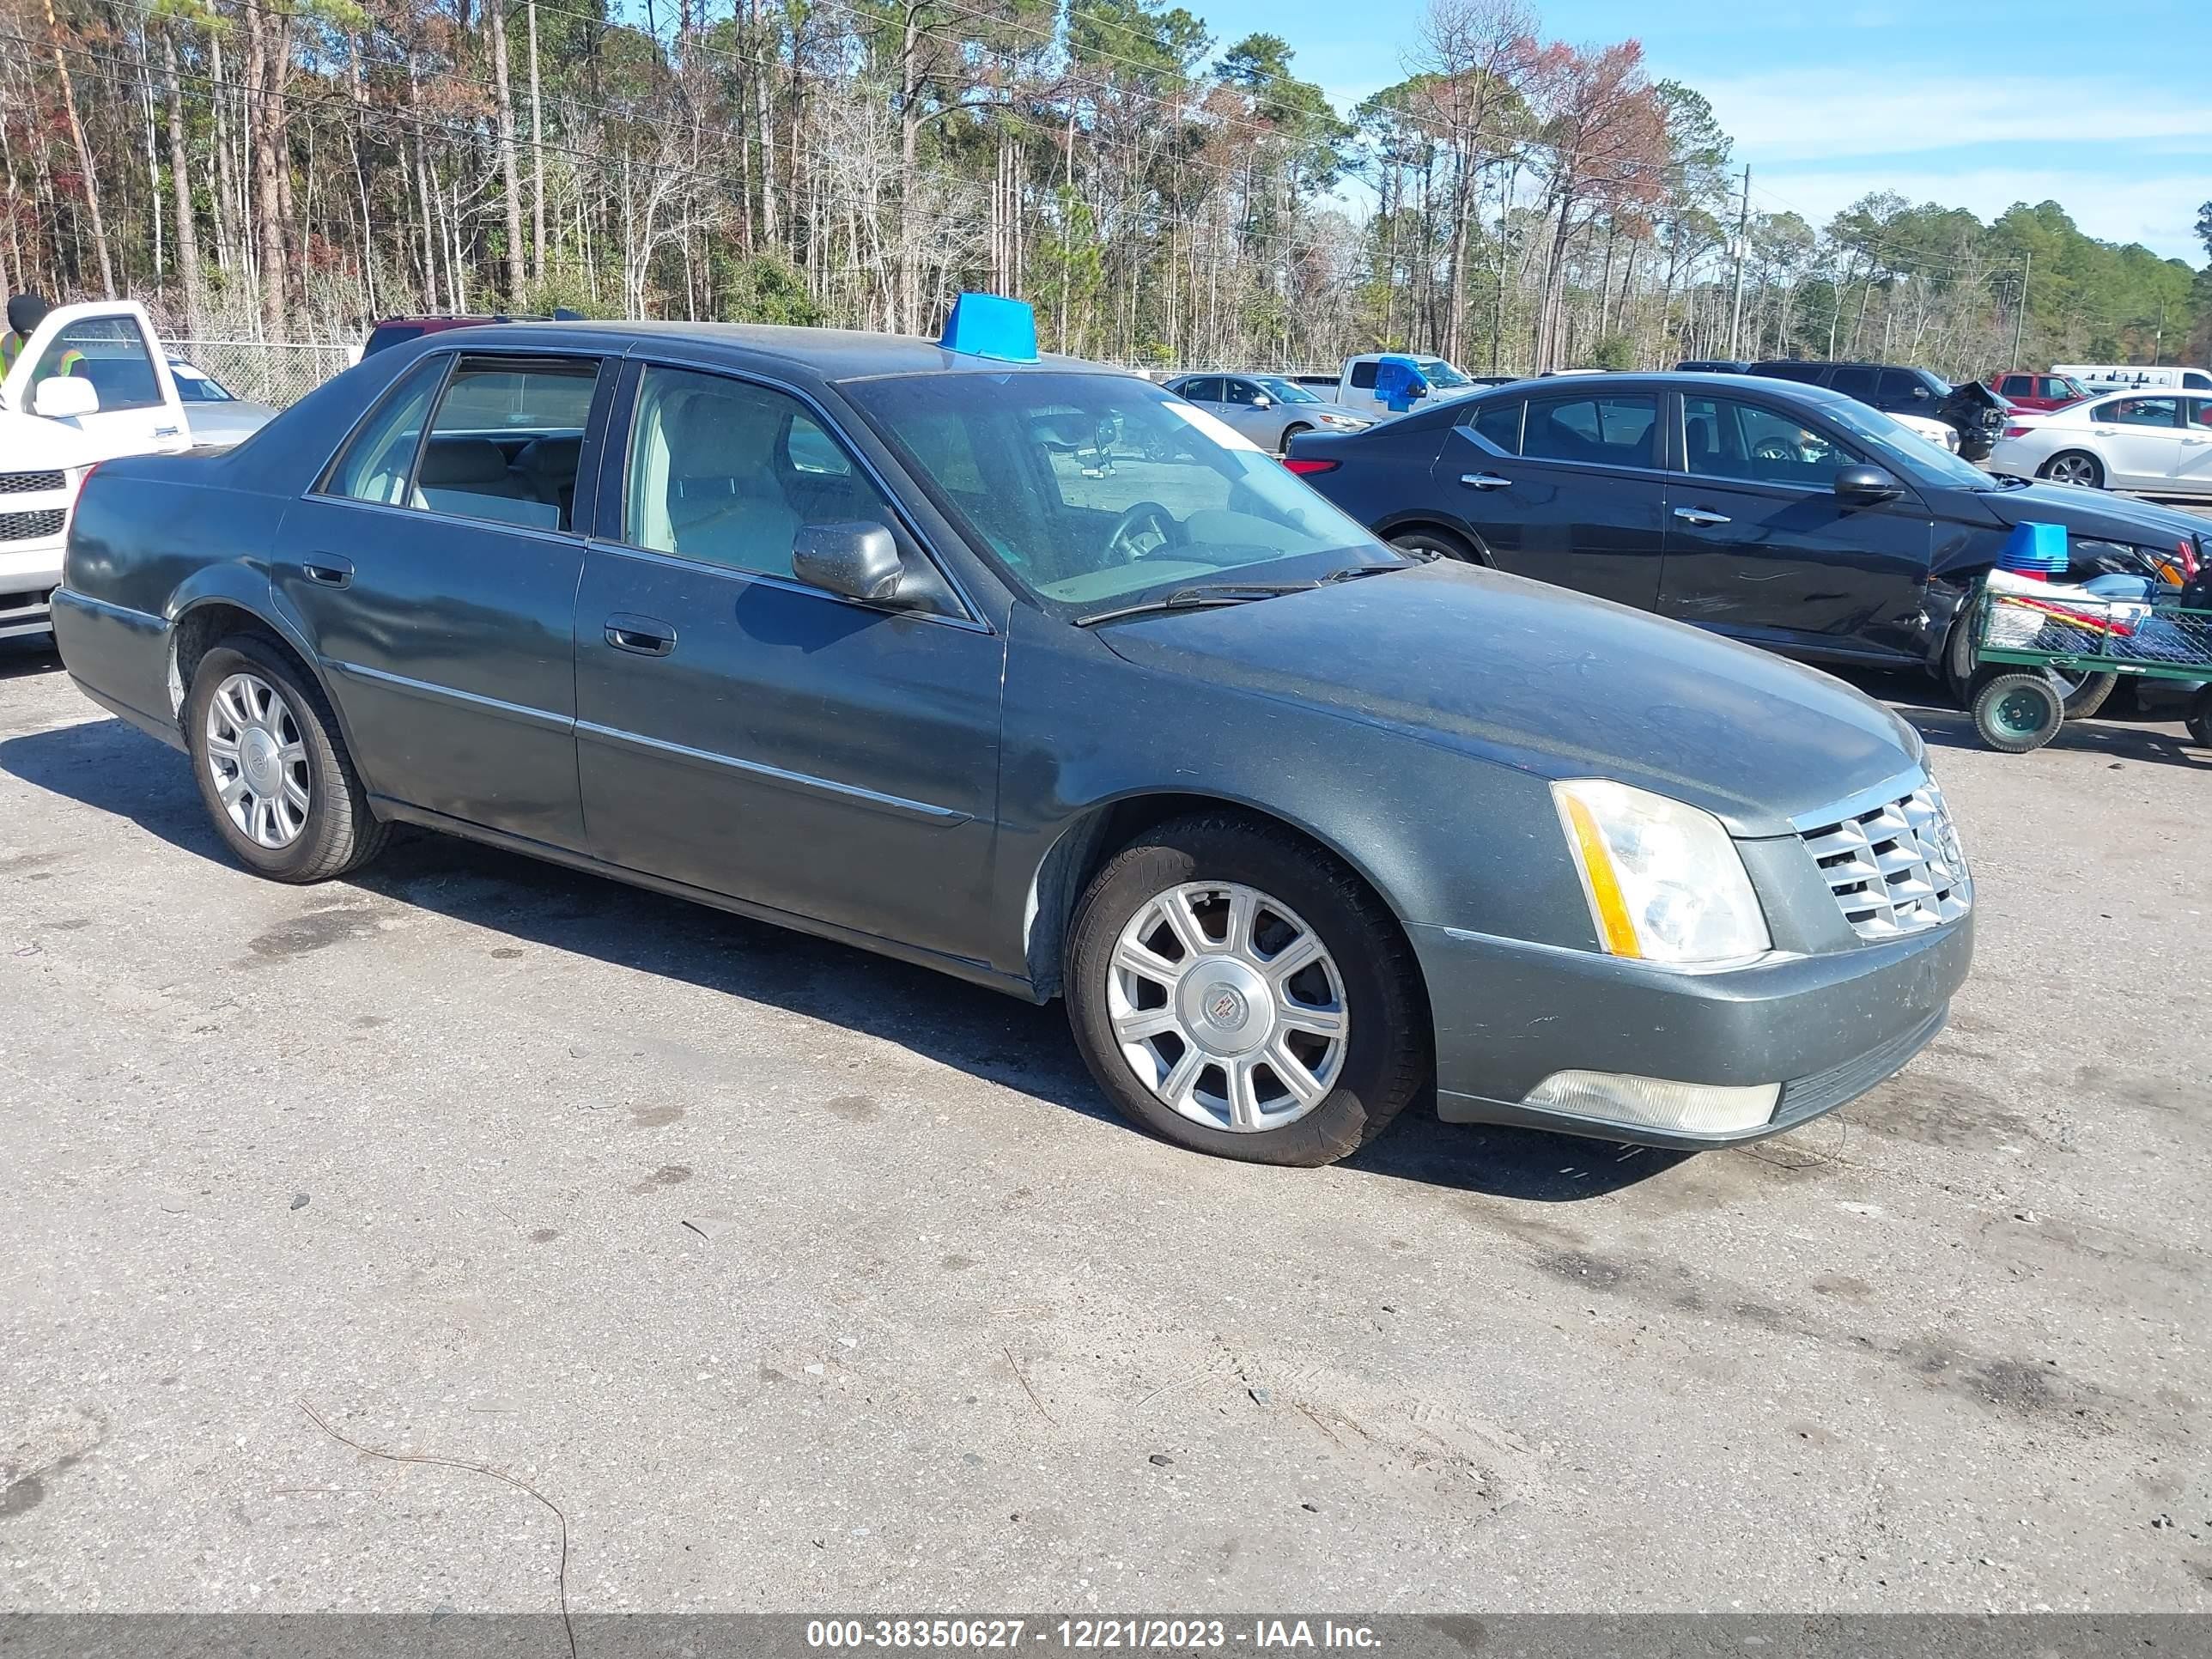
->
[[1972, 671, 2065, 754], [185, 635, 390, 881], [2040, 450, 2105, 489], [1065, 815, 1430, 1166], [2187, 686, 2212, 750], [1276, 422, 1311, 455]]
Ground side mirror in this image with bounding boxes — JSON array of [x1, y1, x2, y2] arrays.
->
[[1251, 393, 1272, 409], [1911, 385, 1930, 399], [1833, 465, 1902, 504], [33, 376, 100, 418], [793, 520, 908, 604]]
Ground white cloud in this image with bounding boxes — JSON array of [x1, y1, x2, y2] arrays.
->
[[1747, 167, 2206, 261], [1698, 72, 2212, 159]]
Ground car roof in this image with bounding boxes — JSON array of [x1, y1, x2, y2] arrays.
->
[[405, 319, 1109, 383], [1460, 370, 1856, 404]]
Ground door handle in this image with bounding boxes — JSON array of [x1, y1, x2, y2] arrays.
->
[[1673, 507, 1731, 527], [605, 614, 676, 657], [301, 556, 354, 588], [1459, 471, 1511, 490]]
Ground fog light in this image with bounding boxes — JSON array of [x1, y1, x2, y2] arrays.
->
[[1522, 1071, 1780, 1134]]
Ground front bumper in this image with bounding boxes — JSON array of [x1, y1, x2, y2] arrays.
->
[[0, 539, 64, 641], [1411, 910, 1973, 1148]]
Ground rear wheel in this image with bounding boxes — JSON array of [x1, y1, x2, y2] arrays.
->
[[1972, 671, 2065, 754], [1943, 599, 2117, 718], [1065, 815, 1429, 1166], [2040, 450, 2104, 489], [185, 635, 390, 881], [1387, 525, 1480, 563], [2187, 686, 2212, 750]]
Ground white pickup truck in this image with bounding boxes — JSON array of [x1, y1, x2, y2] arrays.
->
[[1334, 353, 1490, 422], [1, 301, 192, 641]]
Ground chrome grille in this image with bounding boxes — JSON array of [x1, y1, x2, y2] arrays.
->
[[0, 471, 65, 495], [1800, 778, 1970, 942], [0, 507, 66, 543]]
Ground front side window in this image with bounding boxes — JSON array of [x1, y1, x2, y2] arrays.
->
[[322, 357, 448, 506], [1253, 376, 1321, 404], [1877, 369, 1931, 405], [1522, 393, 1658, 468], [33, 317, 161, 411], [2102, 397, 2179, 428], [1415, 359, 1471, 389], [1220, 379, 1260, 407], [845, 370, 1388, 617], [2188, 398, 2212, 428], [1685, 394, 1861, 486], [169, 363, 235, 404], [2001, 375, 2032, 398], [416, 356, 602, 530], [624, 365, 918, 594]]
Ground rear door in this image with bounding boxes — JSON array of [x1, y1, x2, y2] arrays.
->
[[572, 359, 1003, 959], [1659, 387, 1935, 664], [275, 349, 611, 847], [1431, 387, 1668, 610]]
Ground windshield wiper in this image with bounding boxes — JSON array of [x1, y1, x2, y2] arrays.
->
[[1319, 562, 1400, 583], [1072, 582, 1316, 627]]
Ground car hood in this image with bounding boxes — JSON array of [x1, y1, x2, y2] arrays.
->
[[1095, 562, 1924, 837], [1966, 482, 2210, 548]]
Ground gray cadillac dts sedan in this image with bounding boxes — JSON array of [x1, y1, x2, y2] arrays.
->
[[52, 297, 1972, 1166]]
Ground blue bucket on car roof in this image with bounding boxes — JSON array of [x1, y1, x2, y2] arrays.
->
[[939, 293, 1038, 364], [1997, 520, 2067, 579]]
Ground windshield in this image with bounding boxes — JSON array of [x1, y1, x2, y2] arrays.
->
[[1417, 359, 1472, 389], [1817, 396, 1992, 489], [1252, 376, 1322, 404], [167, 364, 235, 404], [846, 371, 1391, 617]]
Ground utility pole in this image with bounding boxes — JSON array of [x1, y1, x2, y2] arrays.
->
[[528, 0, 544, 284], [2010, 249, 2030, 368], [1725, 166, 1751, 359]]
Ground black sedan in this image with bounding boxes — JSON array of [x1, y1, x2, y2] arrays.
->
[[1289, 371, 2208, 714], [55, 320, 1969, 1166]]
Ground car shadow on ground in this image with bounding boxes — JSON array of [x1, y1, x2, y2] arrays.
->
[[1832, 665, 2209, 769], [0, 638, 64, 682], [0, 714, 1676, 1201]]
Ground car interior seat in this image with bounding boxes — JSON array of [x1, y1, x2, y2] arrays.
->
[[661, 387, 801, 577], [417, 437, 560, 528], [512, 434, 584, 527]]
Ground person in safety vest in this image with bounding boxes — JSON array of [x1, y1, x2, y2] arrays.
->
[[2, 294, 85, 382]]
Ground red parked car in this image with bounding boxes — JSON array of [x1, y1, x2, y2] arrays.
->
[[1985, 370, 2090, 411]]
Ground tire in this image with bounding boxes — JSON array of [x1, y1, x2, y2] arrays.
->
[[2187, 686, 2212, 750], [185, 633, 390, 882], [1276, 422, 1311, 454], [1972, 671, 2065, 754], [1388, 525, 1480, 563], [1065, 813, 1430, 1167], [1942, 592, 2117, 718], [2039, 450, 2105, 489]]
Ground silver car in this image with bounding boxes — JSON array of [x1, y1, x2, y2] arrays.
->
[[1164, 373, 1373, 453], [167, 357, 279, 449]]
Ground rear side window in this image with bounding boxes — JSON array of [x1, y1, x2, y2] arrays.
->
[[1827, 366, 1880, 401], [1753, 362, 1824, 385], [1522, 393, 1657, 468], [2100, 397, 2179, 428], [1348, 362, 1378, 390], [1467, 398, 1523, 453], [363, 323, 428, 357], [2187, 371, 2212, 392], [415, 356, 604, 531], [322, 358, 447, 506]]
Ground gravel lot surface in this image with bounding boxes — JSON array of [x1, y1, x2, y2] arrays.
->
[[1, 633, 2206, 1614]]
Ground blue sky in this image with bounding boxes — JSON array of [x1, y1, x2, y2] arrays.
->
[[1201, 0, 2212, 262]]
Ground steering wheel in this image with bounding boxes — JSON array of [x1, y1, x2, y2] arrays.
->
[[1753, 437, 1798, 465], [1103, 500, 1181, 564]]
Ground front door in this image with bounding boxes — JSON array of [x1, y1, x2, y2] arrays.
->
[[573, 361, 1004, 962], [1659, 389, 1935, 664], [2179, 398, 2212, 495], [2090, 396, 2188, 489], [1432, 386, 1668, 610], [2, 307, 188, 456], [274, 349, 610, 848]]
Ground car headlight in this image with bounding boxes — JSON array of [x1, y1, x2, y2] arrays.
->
[[1317, 413, 1366, 429], [1553, 780, 1771, 964]]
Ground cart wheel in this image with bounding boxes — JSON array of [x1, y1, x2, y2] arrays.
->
[[1973, 672, 2065, 753], [2187, 686, 2212, 750]]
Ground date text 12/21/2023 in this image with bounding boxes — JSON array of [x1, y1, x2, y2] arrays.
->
[[804, 1619, 1382, 1650]]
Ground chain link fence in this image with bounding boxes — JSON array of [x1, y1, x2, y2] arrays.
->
[[168, 340, 356, 409]]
